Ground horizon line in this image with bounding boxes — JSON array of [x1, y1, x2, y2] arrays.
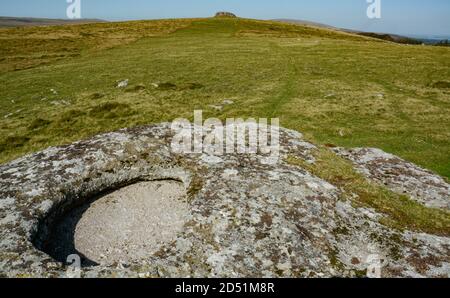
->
[[0, 14, 449, 38]]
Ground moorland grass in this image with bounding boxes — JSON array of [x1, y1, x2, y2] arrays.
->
[[0, 18, 449, 181], [286, 150, 450, 236]]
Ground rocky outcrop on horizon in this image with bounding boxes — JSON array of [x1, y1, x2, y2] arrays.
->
[[214, 12, 237, 18]]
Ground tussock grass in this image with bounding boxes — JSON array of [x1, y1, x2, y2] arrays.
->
[[286, 149, 450, 236], [0, 19, 195, 73], [28, 118, 51, 130], [431, 81, 450, 89]]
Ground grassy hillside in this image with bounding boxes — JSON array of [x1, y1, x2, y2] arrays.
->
[[0, 16, 106, 28], [1, 17, 449, 180]]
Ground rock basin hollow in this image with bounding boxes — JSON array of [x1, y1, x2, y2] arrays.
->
[[44, 180, 189, 266]]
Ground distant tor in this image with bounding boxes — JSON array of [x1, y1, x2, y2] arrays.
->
[[215, 12, 237, 18]]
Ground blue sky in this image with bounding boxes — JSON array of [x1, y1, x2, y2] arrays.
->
[[0, 0, 449, 36]]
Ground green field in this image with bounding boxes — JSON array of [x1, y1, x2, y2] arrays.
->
[[1, 17, 449, 179]]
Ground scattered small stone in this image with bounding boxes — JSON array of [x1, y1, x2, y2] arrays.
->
[[208, 105, 223, 111], [222, 99, 234, 105], [117, 79, 129, 88], [50, 89, 58, 95]]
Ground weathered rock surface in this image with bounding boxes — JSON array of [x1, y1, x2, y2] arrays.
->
[[0, 124, 449, 277], [214, 12, 237, 18], [53, 180, 189, 266], [116, 79, 129, 88], [333, 147, 450, 210]]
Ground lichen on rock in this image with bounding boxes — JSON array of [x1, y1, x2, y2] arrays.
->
[[0, 124, 449, 277], [333, 147, 450, 210]]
